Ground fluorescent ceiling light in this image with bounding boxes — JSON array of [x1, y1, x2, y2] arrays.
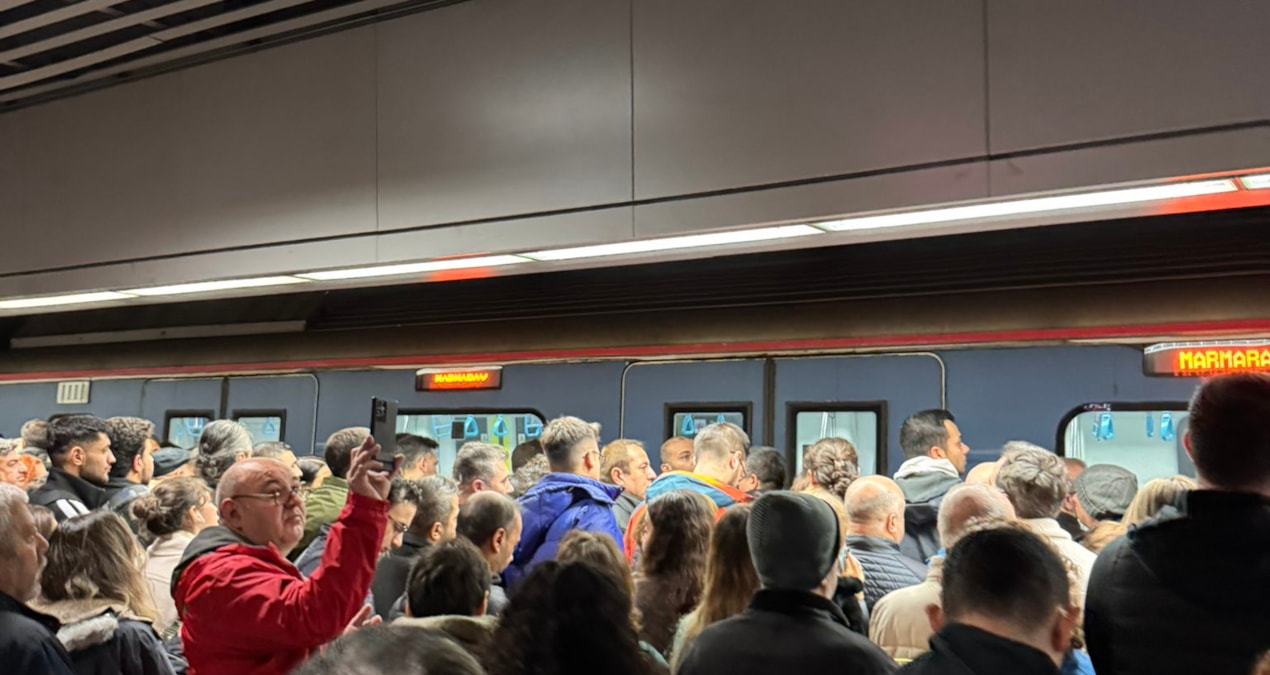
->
[[123, 276, 308, 297], [523, 225, 823, 262], [297, 255, 529, 281], [0, 291, 135, 310], [1240, 174, 1270, 190], [815, 179, 1238, 232]]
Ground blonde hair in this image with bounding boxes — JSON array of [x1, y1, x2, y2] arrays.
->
[[1122, 475, 1197, 526], [41, 511, 158, 621], [1081, 520, 1127, 554]]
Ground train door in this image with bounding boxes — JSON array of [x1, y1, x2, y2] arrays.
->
[[226, 375, 319, 455], [140, 378, 222, 449], [773, 354, 946, 477], [619, 359, 766, 454]]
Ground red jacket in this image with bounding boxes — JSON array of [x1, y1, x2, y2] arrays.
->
[[173, 492, 387, 675]]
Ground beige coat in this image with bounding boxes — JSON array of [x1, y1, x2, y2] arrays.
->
[[868, 556, 942, 662], [1021, 517, 1096, 603], [144, 530, 195, 637]]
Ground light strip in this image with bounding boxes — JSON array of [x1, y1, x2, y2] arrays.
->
[[522, 225, 823, 262], [1240, 174, 1270, 191], [297, 255, 529, 281], [815, 179, 1238, 232], [0, 291, 135, 310], [122, 276, 308, 297]]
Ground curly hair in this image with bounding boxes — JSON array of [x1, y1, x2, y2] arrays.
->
[[485, 561, 658, 675], [635, 489, 714, 655], [793, 437, 859, 499]]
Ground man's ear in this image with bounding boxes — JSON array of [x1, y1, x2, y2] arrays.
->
[[660, 463, 671, 474], [492, 527, 507, 553], [133, 454, 144, 475], [1050, 605, 1079, 653], [928, 445, 944, 460], [429, 521, 444, 543], [69, 447, 86, 468], [472, 479, 487, 494], [925, 604, 944, 633]]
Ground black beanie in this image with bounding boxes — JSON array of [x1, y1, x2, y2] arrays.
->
[[748, 491, 841, 591]]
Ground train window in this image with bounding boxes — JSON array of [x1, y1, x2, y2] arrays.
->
[[664, 403, 753, 440], [1057, 402, 1195, 483], [233, 410, 286, 444], [164, 410, 214, 449], [787, 402, 887, 477], [397, 409, 546, 480]]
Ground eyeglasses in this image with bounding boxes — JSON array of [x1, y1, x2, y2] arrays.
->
[[230, 486, 302, 506], [388, 517, 410, 535]]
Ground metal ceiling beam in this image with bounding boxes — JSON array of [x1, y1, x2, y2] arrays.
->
[[0, 0, 132, 40], [0, 0, 223, 64], [0, 0, 41, 11]]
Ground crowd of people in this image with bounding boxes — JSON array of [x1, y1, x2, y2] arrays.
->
[[0, 372, 1267, 675]]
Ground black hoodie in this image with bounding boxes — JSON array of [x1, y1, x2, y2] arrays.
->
[[1085, 490, 1270, 675], [30, 468, 109, 523]]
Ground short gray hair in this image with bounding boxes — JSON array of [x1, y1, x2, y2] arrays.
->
[[694, 422, 750, 463], [938, 483, 1013, 548], [995, 446, 1067, 519], [0, 483, 30, 557], [453, 443, 508, 488], [198, 420, 253, 457], [540, 416, 598, 471], [413, 475, 459, 537]]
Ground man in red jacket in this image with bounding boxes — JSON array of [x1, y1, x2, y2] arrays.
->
[[173, 437, 397, 675]]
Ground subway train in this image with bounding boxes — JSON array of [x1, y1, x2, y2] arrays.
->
[[4, 207, 1270, 482]]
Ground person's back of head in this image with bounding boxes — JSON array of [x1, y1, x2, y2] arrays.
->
[[405, 539, 491, 618], [510, 439, 543, 472], [642, 489, 714, 579], [131, 476, 213, 540], [512, 453, 549, 497], [412, 475, 460, 543], [744, 447, 787, 492], [696, 503, 758, 626], [1122, 475, 1198, 526], [1072, 464, 1138, 525], [748, 491, 841, 596], [104, 417, 157, 483], [457, 491, 520, 571], [1081, 520, 1127, 554], [195, 420, 253, 489], [397, 434, 439, 478], [539, 416, 601, 478], [40, 510, 158, 621], [453, 442, 510, 495], [995, 446, 1067, 519], [1186, 373, 1270, 496], [556, 530, 635, 598], [323, 427, 369, 481], [797, 438, 859, 498], [844, 475, 907, 542], [900, 409, 957, 459], [487, 560, 655, 675], [939, 527, 1075, 666], [21, 419, 51, 451], [937, 483, 1016, 550], [294, 624, 483, 675], [297, 457, 329, 488], [251, 441, 292, 461], [693, 423, 750, 487]]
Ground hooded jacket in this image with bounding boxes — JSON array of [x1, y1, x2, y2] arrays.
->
[[899, 623, 1059, 675], [0, 591, 76, 675], [621, 471, 752, 561], [504, 472, 623, 590], [171, 491, 387, 675], [1085, 490, 1270, 675], [30, 467, 108, 523], [34, 598, 177, 675], [893, 467, 960, 564], [393, 615, 498, 664]]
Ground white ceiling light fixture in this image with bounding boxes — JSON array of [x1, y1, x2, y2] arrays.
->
[[1239, 174, 1270, 191], [522, 225, 823, 262], [815, 179, 1238, 232], [297, 255, 530, 281], [0, 291, 135, 310], [122, 275, 308, 297]]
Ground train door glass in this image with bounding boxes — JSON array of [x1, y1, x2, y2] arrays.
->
[[234, 410, 286, 444], [397, 409, 546, 479], [164, 411, 214, 449], [664, 403, 752, 440], [1058, 403, 1194, 483], [788, 403, 884, 476]]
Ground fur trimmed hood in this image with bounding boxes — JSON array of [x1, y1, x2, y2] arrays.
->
[[32, 598, 150, 652]]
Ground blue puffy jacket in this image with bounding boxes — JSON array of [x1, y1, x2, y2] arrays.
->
[[504, 473, 623, 590]]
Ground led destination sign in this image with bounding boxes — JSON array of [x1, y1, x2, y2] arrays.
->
[[1143, 342, 1270, 377], [416, 367, 504, 391]]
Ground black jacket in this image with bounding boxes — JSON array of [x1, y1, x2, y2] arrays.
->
[[895, 472, 960, 563], [30, 468, 109, 522], [900, 623, 1060, 675], [370, 532, 430, 618], [676, 589, 896, 675], [0, 592, 76, 675], [1085, 490, 1270, 675], [54, 612, 178, 675], [847, 535, 928, 611]]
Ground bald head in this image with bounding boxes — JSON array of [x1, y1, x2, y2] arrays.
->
[[937, 483, 1015, 550], [965, 461, 998, 486], [217, 458, 306, 555], [217, 458, 290, 503], [845, 476, 906, 543], [659, 437, 695, 474]]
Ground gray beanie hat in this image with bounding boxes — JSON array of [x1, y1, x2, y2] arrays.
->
[[747, 491, 841, 591], [1075, 464, 1139, 520]]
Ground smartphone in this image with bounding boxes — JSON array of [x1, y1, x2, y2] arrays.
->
[[370, 397, 399, 470]]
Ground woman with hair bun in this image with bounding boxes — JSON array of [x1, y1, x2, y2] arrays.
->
[[131, 477, 217, 637], [791, 437, 860, 499]]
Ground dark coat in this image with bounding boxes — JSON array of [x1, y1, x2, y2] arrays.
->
[[371, 531, 430, 619], [634, 574, 699, 657], [847, 535, 928, 612], [29, 468, 108, 522], [676, 589, 896, 675], [895, 472, 959, 564], [900, 623, 1060, 675], [0, 592, 76, 675], [1085, 490, 1270, 675], [53, 612, 177, 675]]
